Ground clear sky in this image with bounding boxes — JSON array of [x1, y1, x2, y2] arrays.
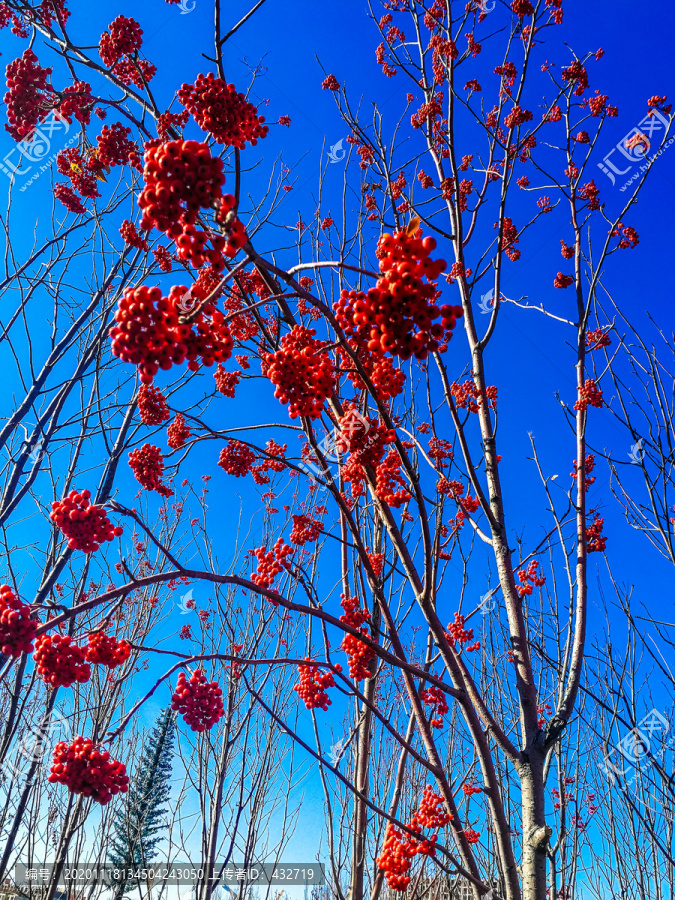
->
[[1, 0, 674, 893]]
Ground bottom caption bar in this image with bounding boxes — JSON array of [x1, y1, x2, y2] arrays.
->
[[15, 863, 325, 886]]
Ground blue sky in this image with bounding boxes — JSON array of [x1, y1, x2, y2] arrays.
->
[[1, 0, 675, 891]]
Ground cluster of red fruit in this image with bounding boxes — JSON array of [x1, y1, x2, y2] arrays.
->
[[138, 139, 225, 235], [86, 632, 131, 668], [128, 444, 173, 496], [177, 74, 269, 148], [420, 684, 449, 729], [340, 593, 375, 680], [137, 384, 170, 425], [110, 281, 233, 384], [167, 413, 191, 449], [332, 290, 407, 402], [49, 737, 128, 805], [335, 229, 451, 360], [99, 16, 155, 86], [4, 49, 57, 141], [121, 220, 149, 252], [376, 788, 451, 891], [516, 560, 546, 598], [570, 453, 596, 493], [214, 365, 240, 397], [585, 512, 606, 553], [574, 378, 603, 411], [250, 539, 294, 592], [0, 585, 37, 656], [171, 669, 224, 731], [97, 122, 139, 168], [218, 440, 255, 477], [33, 635, 91, 688], [264, 326, 335, 419], [446, 613, 480, 652], [293, 660, 336, 710], [49, 489, 123, 553], [289, 514, 324, 545]]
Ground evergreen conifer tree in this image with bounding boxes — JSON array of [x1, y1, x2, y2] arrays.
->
[[109, 707, 176, 898]]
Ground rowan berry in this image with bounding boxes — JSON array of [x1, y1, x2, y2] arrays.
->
[[178, 74, 268, 148], [86, 632, 131, 668], [128, 444, 173, 496], [50, 489, 123, 552], [49, 737, 128, 804], [137, 384, 170, 425], [0, 585, 37, 656], [293, 659, 335, 710], [171, 669, 224, 731], [33, 634, 91, 688]]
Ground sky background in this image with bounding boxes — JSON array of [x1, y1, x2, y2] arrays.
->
[[1, 0, 675, 894]]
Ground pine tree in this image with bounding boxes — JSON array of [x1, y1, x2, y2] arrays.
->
[[109, 707, 176, 899]]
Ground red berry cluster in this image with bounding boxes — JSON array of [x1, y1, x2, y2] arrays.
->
[[585, 328, 611, 350], [0, 585, 37, 656], [332, 291, 407, 402], [289, 514, 324, 545], [585, 512, 606, 553], [570, 453, 596, 493], [33, 634, 91, 688], [54, 184, 85, 214], [177, 74, 269, 148], [554, 272, 574, 289], [111, 57, 157, 89], [337, 230, 447, 360], [99, 15, 143, 66], [167, 413, 191, 449], [174, 225, 224, 270], [121, 220, 149, 251], [340, 593, 375, 680], [293, 659, 335, 710], [86, 632, 131, 668], [138, 140, 225, 235], [128, 444, 173, 496], [97, 122, 138, 167], [153, 246, 173, 272], [218, 440, 255, 477], [375, 450, 412, 508], [56, 148, 99, 200], [264, 326, 335, 419], [464, 828, 481, 844], [250, 539, 294, 592], [171, 669, 224, 731], [376, 788, 451, 891], [214, 365, 240, 397], [4, 49, 56, 141], [214, 195, 248, 256], [137, 384, 170, 425], [516, 560, 546, 598], [110, 282, 233, 384], [420, 685, 449, 729], [49, 737, 129, 804], [57, 80, 93, 127], [50, 489, 123, 553], [446, 613, 480, 652], [574, 378, 603, 411]]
